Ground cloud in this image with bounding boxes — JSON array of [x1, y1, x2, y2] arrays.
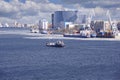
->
[[60, 0, 120, 8], [0, 0, 65, 23], [0, 0, 120, 24], [0, 1, 19, 17], [32, 0, 49, 3]]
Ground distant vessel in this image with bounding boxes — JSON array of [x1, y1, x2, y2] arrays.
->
[[30, 25, 39, 33], [63, 23, 96, 38], [96, 31, 115, 38], [63, 33, 89, 38], [41, 30, 48, 34], [46, 40, 65, 47], [63, 30, 96, 38], [30, 28, 39, 33]]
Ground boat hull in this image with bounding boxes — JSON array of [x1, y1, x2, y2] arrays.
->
[[46, 42, 64, 47], [63, 34, 88, 38], [96, 32, 115, 38]]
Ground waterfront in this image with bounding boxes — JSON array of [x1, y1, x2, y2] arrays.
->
[[0, 28, 120, 80]]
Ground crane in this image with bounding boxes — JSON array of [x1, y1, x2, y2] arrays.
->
[[106, 10, 119, 35]]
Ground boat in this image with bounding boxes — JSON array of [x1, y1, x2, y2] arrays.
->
[[46, 40, 65, 47], [63, 33, 94, 38], [30, 26, 39, 33], [41, 30, 48, 34], [96, 32, 115, 38], [63, 29, 96, 38], [30, 28, 39, 33]]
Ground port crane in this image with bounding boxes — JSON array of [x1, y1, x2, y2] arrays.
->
[[106, 10, 119, 35]]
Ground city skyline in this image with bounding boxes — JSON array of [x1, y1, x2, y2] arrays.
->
[[0, 0, 120, 24]]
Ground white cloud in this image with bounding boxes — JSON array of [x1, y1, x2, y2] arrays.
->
[[0, 0, 65, 23], [60, 0, 120, 8], [0, 0, 120, 24], [0, 1, 18, 13], [33, 0, 49, 3], [94, 7, 106, 14]]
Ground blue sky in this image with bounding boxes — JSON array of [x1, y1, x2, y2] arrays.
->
[[0, 0, 120, 24]]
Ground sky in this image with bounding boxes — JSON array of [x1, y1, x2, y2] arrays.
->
[[0, 0, 120, 24]]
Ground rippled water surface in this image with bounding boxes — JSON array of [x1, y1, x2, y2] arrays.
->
[[0, 28, 120, 80]]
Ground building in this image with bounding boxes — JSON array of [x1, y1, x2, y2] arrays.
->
[[52, 10, 95, 29], [117, 21, 120, 30], [51, 14, 54, 28], [0, 22, 3, 27], [39, 19, 48, 30], [52, 10, 80, 29], [92, 20, 111, 33]]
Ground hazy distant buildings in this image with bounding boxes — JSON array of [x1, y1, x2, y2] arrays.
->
[[14, 21, 28, 27]]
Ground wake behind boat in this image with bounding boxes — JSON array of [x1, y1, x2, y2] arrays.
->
[[46, 40, 65, 47]]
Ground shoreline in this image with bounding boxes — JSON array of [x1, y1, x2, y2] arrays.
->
[[1, 30, 120, 41]]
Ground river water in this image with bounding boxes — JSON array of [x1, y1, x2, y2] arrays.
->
[[0, 28, 120, 80]]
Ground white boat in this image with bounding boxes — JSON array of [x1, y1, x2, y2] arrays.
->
[[30, 28, 39, 33], [41, 30, 48, 34]]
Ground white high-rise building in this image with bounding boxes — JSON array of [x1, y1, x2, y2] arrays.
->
[[0, 22, 3, 27], [39, 19, 48, 30]]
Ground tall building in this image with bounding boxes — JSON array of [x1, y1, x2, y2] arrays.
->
[[39, 19, 48, 30], [0, 22, 2, 27], [51, 14, 54, 28], [52, 10, 79, 29], [52, 10, 97, 29]]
